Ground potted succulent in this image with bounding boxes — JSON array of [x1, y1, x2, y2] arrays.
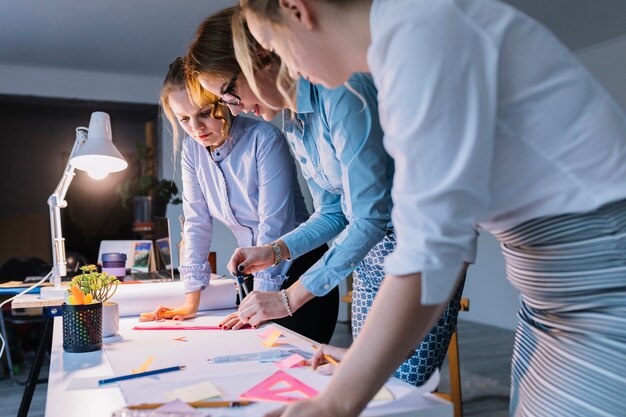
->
[[67, 265, 121, 337], [116, 141, 182, 222]]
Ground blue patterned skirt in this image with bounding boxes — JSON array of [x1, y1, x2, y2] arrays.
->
[[352, 228, 466, 386], [493, 198, 626, 417]]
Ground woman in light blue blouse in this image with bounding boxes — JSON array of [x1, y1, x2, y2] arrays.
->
[[143, 57, 338, 343], [185, 7, 465, 386]]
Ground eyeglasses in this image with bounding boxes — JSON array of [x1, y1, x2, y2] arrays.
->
[[219, 70, 241, 108]]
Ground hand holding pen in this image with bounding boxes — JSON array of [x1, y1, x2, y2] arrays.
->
[[310, 344, 345, 376], [227, 246, 276, 276]]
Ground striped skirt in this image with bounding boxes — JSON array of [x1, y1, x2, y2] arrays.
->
[[493, 199, 626, 417]]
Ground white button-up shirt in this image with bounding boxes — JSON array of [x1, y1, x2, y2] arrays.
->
[[368, 0, 626, 304]]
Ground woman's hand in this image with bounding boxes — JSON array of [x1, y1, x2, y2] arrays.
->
[[310, 344, 346, 375], [138, 291, 200, 321], [228, 246, 276, 275], [236, 290, 289, 326], [139, 303, 196, 322], [219, 311, 265, 329]]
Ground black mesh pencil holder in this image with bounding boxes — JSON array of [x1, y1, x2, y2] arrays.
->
[[62, 302, 103, 353]]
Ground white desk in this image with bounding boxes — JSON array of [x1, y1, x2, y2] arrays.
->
[[45, 310, 452, 417]]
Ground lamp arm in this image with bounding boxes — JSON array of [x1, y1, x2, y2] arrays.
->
[[47, 127, 88, 287]]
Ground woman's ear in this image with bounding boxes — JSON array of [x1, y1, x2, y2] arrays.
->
[[257, 48, 273, 70], [278, 0, 315, 30]]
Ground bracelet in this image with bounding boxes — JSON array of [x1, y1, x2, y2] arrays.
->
[[267, 241, 282, 266], [280, 289, 293, 317]]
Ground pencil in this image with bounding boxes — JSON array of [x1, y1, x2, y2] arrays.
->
[[98, 365, 185, 385], [126, 400, 254, 410], [311, 344, 339, 366]]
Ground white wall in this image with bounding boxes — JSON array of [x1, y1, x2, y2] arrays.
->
[[0, 63, 162, 103]]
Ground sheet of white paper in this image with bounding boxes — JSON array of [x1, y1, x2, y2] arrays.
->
[[156, 399, 206, 415], [110, 278, 236, 317], [367, 369, 441, 409], [165, 381, 222, 402]]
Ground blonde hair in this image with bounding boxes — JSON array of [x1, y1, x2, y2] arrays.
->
[[239, 0, 368, 109], [160, 57, 232, 159], [231, 8, 296, 109]]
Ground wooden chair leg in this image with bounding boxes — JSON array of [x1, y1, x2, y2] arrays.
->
[[448, 330, 463, 417]]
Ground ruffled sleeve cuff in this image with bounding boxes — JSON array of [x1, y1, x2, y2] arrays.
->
[[179, 262, 212, 293], [253, 271, 288, 292]]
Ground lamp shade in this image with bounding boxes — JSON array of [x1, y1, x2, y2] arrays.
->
[[70, 112, 128, 179]]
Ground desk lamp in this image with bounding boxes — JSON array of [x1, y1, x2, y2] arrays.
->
[[42, 112, 127, 299]]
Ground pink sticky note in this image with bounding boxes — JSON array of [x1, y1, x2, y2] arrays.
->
[[257, 326, 280, 339], [261, 330, 283, 347], [276, 354, 305, 369]]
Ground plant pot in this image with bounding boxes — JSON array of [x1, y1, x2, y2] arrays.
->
[[62, 302, 102, 353], [102, 301, 120, 338]]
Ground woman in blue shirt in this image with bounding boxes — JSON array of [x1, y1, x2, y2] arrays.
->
[[184, 7, 465, 386], [144, 57, 338, 343]]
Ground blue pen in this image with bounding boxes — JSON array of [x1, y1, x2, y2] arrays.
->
[[98, 365, 185, 385]]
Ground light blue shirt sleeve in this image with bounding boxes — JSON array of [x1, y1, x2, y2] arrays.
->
[[282, 173, 348, 259], [251, 124, 302, 291], [179, 138, 213, 293], [282, 78, 392, 296]]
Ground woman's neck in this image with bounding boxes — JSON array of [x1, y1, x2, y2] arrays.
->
[[320, 0, 372, 74]]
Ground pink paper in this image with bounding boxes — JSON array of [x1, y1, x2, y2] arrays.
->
[[276, 354, 305, 369], [240, 370, 318, 403], [257, 326, 281, 339]]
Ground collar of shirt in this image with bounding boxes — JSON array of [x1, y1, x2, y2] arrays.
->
[[283, 79, 317, 137], [209, 116, 242, 162], [295, 79, 316, 114]]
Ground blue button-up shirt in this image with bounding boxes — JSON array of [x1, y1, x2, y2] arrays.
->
[[179, 116, 309, 293], [281, 74, 394, 296]]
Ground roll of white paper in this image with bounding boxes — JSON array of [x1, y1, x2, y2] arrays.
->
[[110, 276, 236, 317]]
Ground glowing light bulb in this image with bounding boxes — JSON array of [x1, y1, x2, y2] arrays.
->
[[86, 168, 109, 180]]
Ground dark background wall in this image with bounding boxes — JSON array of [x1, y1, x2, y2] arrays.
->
[[0, 94, 158, 267]]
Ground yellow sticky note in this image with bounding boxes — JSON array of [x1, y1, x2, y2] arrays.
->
[[132, 356, 154, 374], [373, 386, 394, 401], [261, 330, 283, 347], [166, 381, 222, 403]]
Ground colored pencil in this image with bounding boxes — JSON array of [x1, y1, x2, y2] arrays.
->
[[126, 400, 254, 410], [311, 344, 339, 366], [98, 365, 185, 385]]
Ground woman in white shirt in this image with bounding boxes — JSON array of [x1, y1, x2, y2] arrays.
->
[[144, 57, 339, 343], [238, 1, 626, 416]]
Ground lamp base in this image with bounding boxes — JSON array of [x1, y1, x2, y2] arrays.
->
[[41, 285, 68, 300]]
